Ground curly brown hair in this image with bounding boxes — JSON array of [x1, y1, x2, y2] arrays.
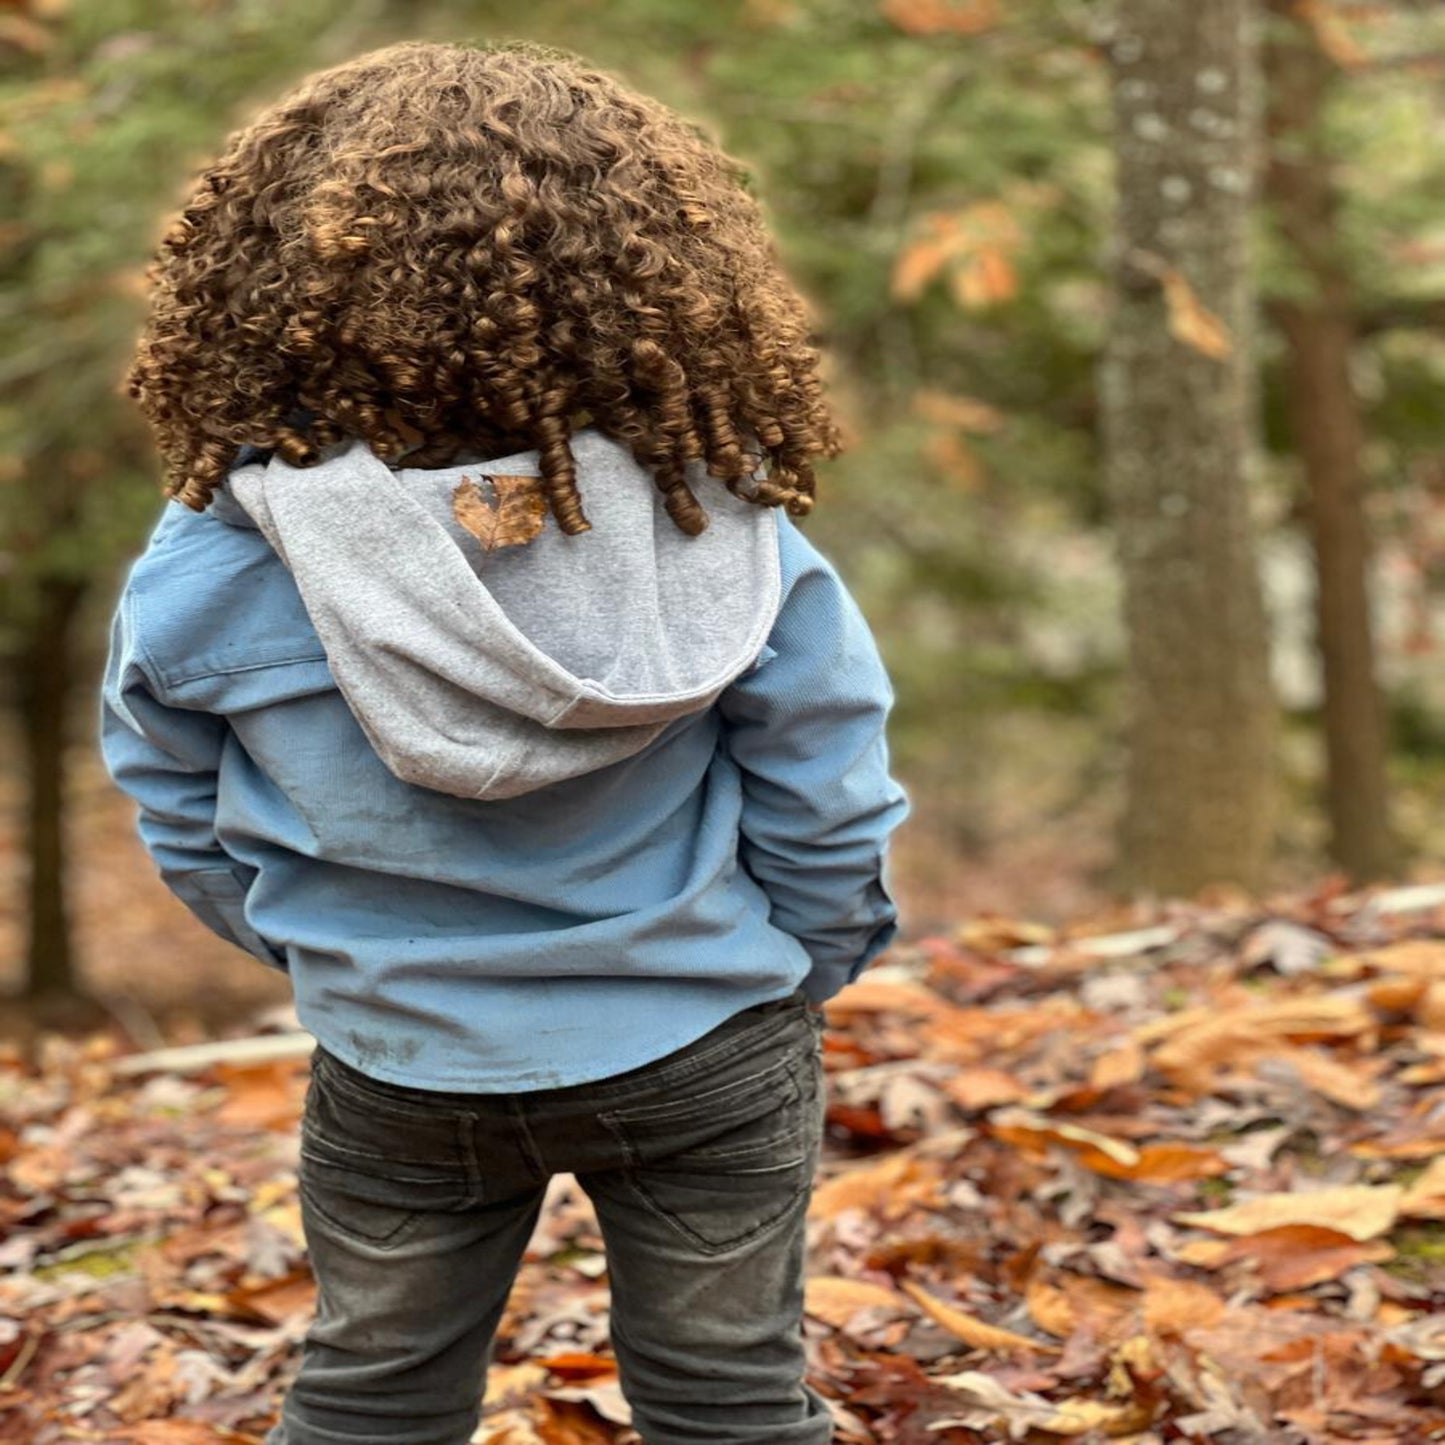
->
[[124, 38, 843, 536]]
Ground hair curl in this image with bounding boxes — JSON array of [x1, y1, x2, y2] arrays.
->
[[124, 38, 843, 536]]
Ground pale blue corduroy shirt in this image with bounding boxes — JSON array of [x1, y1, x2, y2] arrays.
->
[[100, 436, 909, 1091]]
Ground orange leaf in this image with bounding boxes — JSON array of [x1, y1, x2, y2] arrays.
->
[[912, 389, 1006, 433], [1175, 1184, 1403, 1242], [1262, 1046, 1384, 1110], [1142, 1274, 1226, 1336], [1294, 0, 1368, 68], [804, 1275, 908, 1329], [880, 0, 999, 36], [1075, 1141, 1229, 1184], [1178, 1224, 1394, 1292], [535, 1352, 620, 1380], [1401, 1156, 1445, 1219], [924, 428, 985, 492], [1160, 267, 1233, 359], [1088, 1039, 1146, 1092], [125, 1425, 249, 1445], [892, 233, 958, 303], [211, 1060, 304, 1131], [949, 247, 1018, 309], [820, 979, 950, 1017], [0, 14, 54, 52], [224, 1267, 317, 1325], [808, 1150, 946, 1221], [899, 1279, 1060, 1354], [452, 474, 546, 552], [1350, 940, 1445, 979], [943, 1066, 1027, 1111]]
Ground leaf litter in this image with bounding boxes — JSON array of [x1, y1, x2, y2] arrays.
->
[[4, 880, 1445, 1442]]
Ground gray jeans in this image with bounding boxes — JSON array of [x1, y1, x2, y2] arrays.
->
[[265, 987, 833, 1445]]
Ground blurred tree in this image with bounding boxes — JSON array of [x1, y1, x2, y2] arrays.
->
[[1263, 0, 1397, 882], [1100, 0, 1277, 894], [0, 0, 398, 1001]]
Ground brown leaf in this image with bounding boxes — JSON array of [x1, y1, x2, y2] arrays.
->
[[1400, 1156, 1445, 1219], [1294, 0, 1368, 69], [1145, 992, 1375, 1093], [533, 1351, 619, 1380], [452, 474, 546, 552], [932, 1371, 1151, 1436], [211, 1060, 304, 1131], [1159, 267, 1233, 360], [1193, 1225, 1394, 1292], [949, 246, 1018, 309], [880, 0, 998, 36], [1351, 940, 1445, 979], [224, 1267, 316, 1325], [943, 1065, 1027, 1112], [124, 1424, 250, 1445], [891, 231, 958, 302], [899, 1279, 1060, 1355], [0, 14, 55, 53], [807, 1150, 946, 1221], [1088, 1039, 1146, 1092], [1076, 1141, 1229, 1184], [1025, 1274, 1139, 1344], [804, 1275, 908, 1329], [1260, 1045, 1384, 1110], [1175, 1184, 1403, 1242], [1142, 1274, 1226, 1336], [912, 389, 1007, 433]]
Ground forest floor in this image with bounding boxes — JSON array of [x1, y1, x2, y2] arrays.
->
[[5, 880, 1445, 1444]]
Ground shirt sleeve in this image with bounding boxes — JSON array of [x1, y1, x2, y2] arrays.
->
[[98, 591, 288, 973], [718, 519, 910, 1005]]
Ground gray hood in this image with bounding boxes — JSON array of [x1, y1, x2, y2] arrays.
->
[[221, 427, 780, 800]]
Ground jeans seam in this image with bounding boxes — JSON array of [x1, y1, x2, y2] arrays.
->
[[297, 1170, 428, 1249], [592, 1002, 811, 1099], [508, 1095, 550, 1180], [621, 1160, 813, 1258], [456, 1111, 482, 1202], [595, 1051, 797, 1128]]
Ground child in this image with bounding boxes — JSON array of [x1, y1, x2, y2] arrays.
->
[[103, 38, 908, 1445]]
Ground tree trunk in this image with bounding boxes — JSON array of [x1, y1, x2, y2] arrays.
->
[[18, 576, 86, 1000], [1264, 1, 1397, 882], [1101, 0, 1277, 897]]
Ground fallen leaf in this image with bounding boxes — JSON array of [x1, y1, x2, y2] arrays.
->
[[1400, 1156, 1445, 1218], [1175, 1185, 1403, 1242], [933, 1370, 1150, 1436], [900, 1278, 1060, 1354], [1178, 1224, 1395, 1291], [808, 1149, 945, 1221], [1089, 1039, 1146, 1092], [1350, 941, 1445, 979], [804, 1275, 908, 1329], [1075, 1141, 1229, 1184], [1141, 1274, 1226, 1335]]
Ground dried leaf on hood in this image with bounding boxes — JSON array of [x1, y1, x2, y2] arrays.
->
[[452, 474, 547, 552]]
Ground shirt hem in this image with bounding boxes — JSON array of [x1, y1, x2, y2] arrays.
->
[[298, 979, 807, 1093]]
